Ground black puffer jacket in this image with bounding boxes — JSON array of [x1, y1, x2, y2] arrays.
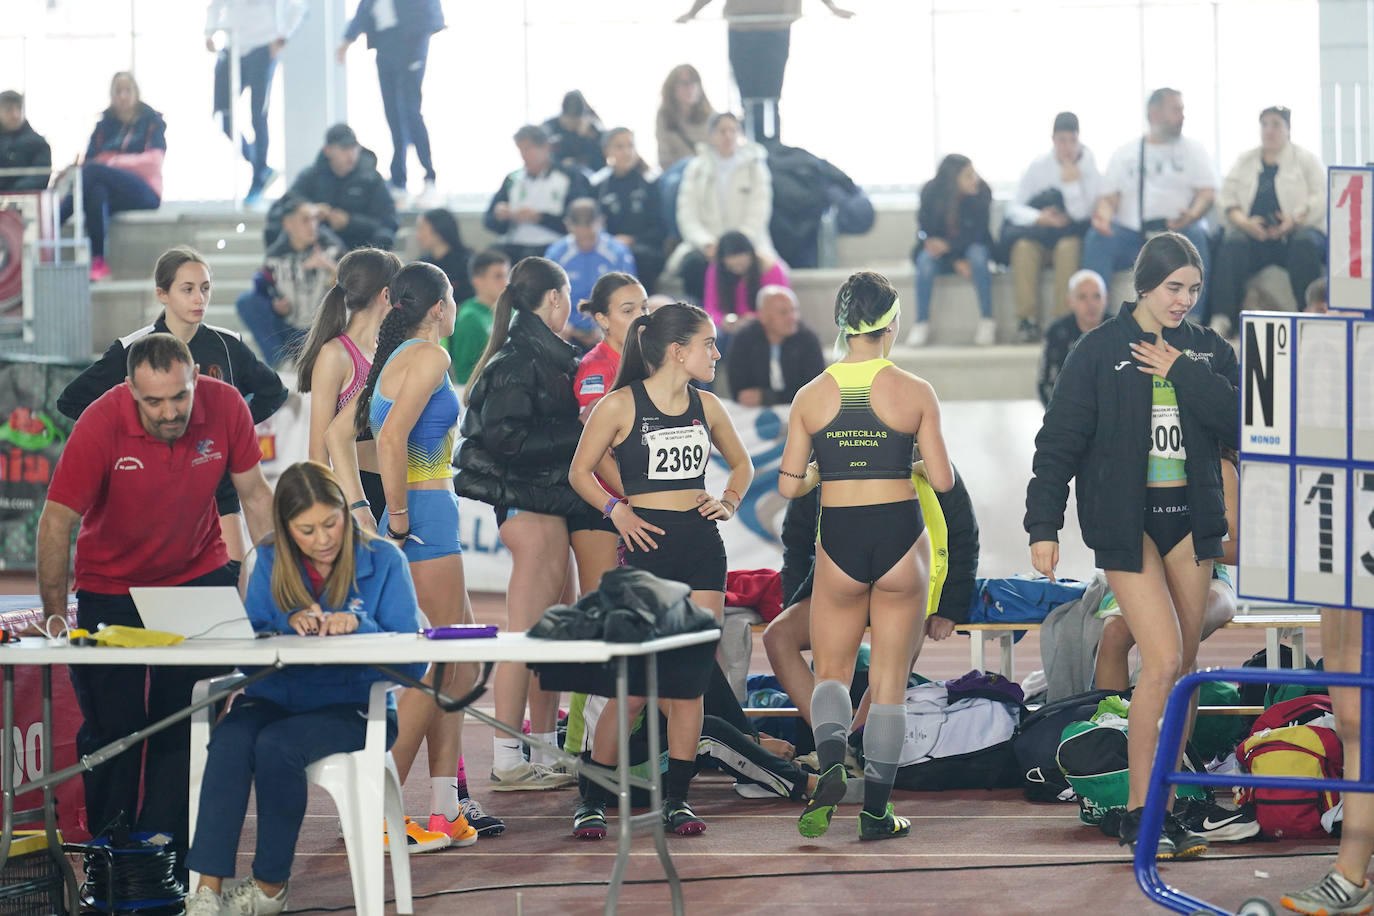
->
[[1024, 300, 1240, 572], [454, 309, 585, 515]]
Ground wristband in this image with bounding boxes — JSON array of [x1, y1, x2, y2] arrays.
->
[[349, 499, 370, 512], [603, 497, 623, 518], [720, 499, 738, 515], [778, 468, 807, 479], [389, 507, 409, 515], [722, 488, 741, 505], [386, 524, 410, 540]]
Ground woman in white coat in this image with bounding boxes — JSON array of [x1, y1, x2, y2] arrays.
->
[[669, 112, 776, 303]]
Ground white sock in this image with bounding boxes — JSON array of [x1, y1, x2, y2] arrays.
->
[[430, 777, 459, 820], [530, 731, 559, 767], [492, 737, 524, 771]]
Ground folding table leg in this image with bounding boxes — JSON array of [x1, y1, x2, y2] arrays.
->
[[999, 632, 1014, 680], [970, 632, 985, 672], [645, 652, 683, 916], [42, 666, 80, 906], [605, 657, 633, 916]]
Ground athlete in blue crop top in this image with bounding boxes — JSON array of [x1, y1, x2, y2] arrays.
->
[[569, 302, 754, 839], [778, 271, 954, 843], [330, 262, 500, 850]]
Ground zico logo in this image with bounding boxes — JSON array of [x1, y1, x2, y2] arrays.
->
[[0, 408, 63, 484]]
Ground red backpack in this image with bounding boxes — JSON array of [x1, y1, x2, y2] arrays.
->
[[1237, 696, 1342, 839]]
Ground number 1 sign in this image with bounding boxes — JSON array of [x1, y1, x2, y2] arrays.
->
[[1329, 166, 1374, 312]]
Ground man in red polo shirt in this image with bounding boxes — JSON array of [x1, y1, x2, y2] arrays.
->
[[35, 333, 273, 873]]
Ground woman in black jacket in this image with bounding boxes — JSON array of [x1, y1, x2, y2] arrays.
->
[[907, 154, 994, 347], [454, 256, 584, 791], [593, 128, 666, 292], [1025, 232, 1239, 859]]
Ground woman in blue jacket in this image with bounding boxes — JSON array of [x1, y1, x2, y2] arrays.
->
[[183, 462, 425, 916]]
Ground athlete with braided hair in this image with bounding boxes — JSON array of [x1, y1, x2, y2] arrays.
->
[[778, 270, 953, 841]]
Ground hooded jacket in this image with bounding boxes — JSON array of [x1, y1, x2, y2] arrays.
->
[[255, 225, 345, 329], [1024, 300, 1240, 572], [85, 103, 168, 197], [0, 120, 52, 191], [453, 309, 586, 516], [669, 139, 776, 273], [268, 146, 397, 249]]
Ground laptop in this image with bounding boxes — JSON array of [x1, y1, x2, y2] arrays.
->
[[130, 586, 257, 640]]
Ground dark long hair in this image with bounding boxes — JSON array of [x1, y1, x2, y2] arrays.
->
[[352, 261, 452, 436], [269, 461, 374, 613], [464, 257, 567, 405], [420, 208, 465, 256], [1132, 232, 1205, 297], [612, 302, 710, 391], [920, 154, 988, 238], [296, 248, 402, 393], [713, 231, 761, 317]]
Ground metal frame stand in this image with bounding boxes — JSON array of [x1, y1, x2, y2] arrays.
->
[[1135, 610, 1374, 915]]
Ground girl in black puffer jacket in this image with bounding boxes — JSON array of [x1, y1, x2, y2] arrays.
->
[[455, 257, 586, 790]]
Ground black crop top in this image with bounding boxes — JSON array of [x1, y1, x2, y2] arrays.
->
[[615, 382, 712, 496], [810, 359, 915, 481]]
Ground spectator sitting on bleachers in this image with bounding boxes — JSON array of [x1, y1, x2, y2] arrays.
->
[[762, 461, 980, 738], [725, 285, 822, 407], [593, 127, 667, 292], [236, 196, 343, 368], [1036, 269, 1106, 408], [440, 249, 509, 385], [0, 90, 51, 191], [703, 230, 789, 329], [1002, 112, 1099, 343], [907, 154, 995, 347], [1304, 276, 1328, 313], [416, 207, 474, 302], [62, 72, 166, 282], [544, 198, 636, 349], [1083, 88, 1217, 320], [670, 112, 776, 304], [543, 90, 604, 176], [268, 123, 397, 251], [655, 64, 715, 170], [484, 124, 591, 263], [1209, 106, 1326, 338]]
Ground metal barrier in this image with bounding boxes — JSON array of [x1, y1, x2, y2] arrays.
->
[[1135, 610, 1372, 916]]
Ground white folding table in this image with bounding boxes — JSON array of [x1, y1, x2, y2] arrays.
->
[[0, 629, 719, 915]]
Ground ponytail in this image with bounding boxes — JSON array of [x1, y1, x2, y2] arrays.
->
[[464, 256, 567, 404], [611, 302, 708, 392], [296, 248, 402, 393], [352, 261, 450, 437]]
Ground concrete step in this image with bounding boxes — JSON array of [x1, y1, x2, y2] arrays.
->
[[888, 343, 1041, 402]]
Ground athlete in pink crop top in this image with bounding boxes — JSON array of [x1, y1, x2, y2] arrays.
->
[[335, 333, 372, 412]]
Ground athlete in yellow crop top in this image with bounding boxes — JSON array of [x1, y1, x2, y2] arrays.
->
[[777, 271, 953, 843]]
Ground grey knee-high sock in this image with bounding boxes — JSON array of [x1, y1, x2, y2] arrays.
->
[[810, 679, 852, 772], [862, 703, 906, 817]]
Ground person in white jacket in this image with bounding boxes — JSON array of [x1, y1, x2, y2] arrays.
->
[[1209, 106, 1326, 337], [1002, 112, 1100, 343], [669, 112, 776, 303], [205, 0, 307, 204]]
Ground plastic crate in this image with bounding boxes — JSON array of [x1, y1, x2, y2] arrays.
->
[[1, 833, 66, 915]]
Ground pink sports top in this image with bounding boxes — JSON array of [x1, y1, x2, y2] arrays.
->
[[336, 334, 372, 413]]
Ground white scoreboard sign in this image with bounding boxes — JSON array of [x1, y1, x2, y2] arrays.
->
[[1238, 311, 1374, 610], [1330, 166, 1374, 313]]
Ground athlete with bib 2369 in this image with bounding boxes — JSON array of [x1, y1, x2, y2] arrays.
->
[[569, 301, 753, 839]]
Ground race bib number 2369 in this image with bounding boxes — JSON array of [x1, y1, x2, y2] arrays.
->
[[645, 425, 711, 480]]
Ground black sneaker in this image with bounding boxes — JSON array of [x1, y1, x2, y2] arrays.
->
[[1016, 319, 1041, 343], [662, 799, 706, 836], [1176, 799, 1259, 843], [858, 803, 911, 841], [572, 801, 607, 840], [1161, 811, 1208, 858], [1118, 807, 1176, 860]]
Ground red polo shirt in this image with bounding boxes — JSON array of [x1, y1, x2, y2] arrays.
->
[[46, 376, 262, 593]]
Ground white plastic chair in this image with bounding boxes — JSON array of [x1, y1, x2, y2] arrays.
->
[[188, 677, 413, 916]]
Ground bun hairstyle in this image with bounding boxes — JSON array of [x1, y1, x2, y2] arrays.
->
[[464, 256, 568, 404], [835, 270, 899, 338], [578, 271, 641, 317], [352, 261, 452, 435], [296, 248, 402, 393], [153, 246, 210, 293], [612, 301, 710, 391], [1132, 232, 1204, 298], [269, 461, 373, 614]]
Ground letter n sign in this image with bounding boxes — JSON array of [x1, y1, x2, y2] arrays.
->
[[1241, 315, 1292, 456]]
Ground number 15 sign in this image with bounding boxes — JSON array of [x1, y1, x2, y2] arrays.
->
[[1330, 166, 1374, 312]]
